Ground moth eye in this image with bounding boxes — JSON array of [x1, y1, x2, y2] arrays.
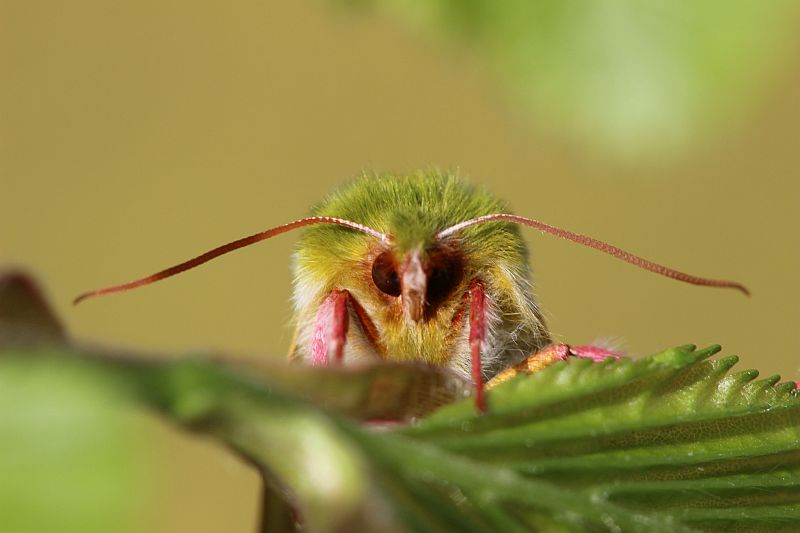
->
[[426, 250, 464, 311], [371, 251, 401, 297]]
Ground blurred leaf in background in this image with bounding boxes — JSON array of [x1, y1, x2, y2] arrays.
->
[[0, 273, 152, 533], [343, 0, 799, 158], [0, 358, 150, 533]]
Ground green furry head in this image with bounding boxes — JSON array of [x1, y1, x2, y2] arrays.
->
[[299, 170, 528, 266], [291, 171, 550, 377]]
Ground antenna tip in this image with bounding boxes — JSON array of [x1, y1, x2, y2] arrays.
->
[[737, 284, 751, 297], [72, 292, 91, 306]]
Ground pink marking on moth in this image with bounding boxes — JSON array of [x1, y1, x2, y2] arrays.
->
[[469, 283, 487, 413], [544, 344, 572, 361], [311, 290, 350, 366], [310, 305, 331, 366], [568, 345, 624, 362]]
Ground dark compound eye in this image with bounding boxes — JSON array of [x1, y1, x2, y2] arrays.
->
[[426, 247, 464, 312], [371, 251, 401, 297]]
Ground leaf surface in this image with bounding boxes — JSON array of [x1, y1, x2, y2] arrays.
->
[[3, 271, 800, 532]]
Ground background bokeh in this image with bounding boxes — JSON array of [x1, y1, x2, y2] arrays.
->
[[2, 1, 799, 531]]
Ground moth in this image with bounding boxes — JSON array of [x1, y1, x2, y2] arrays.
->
[[75, 172, 747, 411]]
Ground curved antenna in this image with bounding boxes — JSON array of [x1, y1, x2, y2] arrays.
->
[[436, 213, 749, 296], [74, 216, 391, 305]]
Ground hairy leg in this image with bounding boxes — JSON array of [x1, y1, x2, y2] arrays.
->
[[487, 344, 622, 389], [469, 283, 488, 413], [310, 290, 350, 366]]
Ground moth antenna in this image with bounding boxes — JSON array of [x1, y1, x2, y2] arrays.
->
[[74, 216, 391, 305], [437, 213, 749, 296]]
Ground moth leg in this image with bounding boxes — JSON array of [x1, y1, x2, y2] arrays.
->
[[487, 344, 623, 388], [568, 344, 624, 362], [487, 344, 569, 388], [469, 283, 487, 413], [310, 289, 350, 366]]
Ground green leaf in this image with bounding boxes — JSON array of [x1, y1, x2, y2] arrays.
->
[[4, 271, 800, 531], [342, 1, 799, 157], [0, 272, 151, 533], [0, 354, 149, 533], [5, 343, 800, 531], [397, 344, 800, 531]]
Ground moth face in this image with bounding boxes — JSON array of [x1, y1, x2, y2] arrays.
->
[[290, 238, 477, 368], [369, 243, 465, 324]]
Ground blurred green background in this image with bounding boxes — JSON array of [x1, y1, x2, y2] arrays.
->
[[1, 1, 799, 531]]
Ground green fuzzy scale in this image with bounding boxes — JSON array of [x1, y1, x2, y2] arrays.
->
[[297, 170, 527, 279]]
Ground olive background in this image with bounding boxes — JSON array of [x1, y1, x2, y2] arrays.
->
[[2, 2, 799, 531]]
